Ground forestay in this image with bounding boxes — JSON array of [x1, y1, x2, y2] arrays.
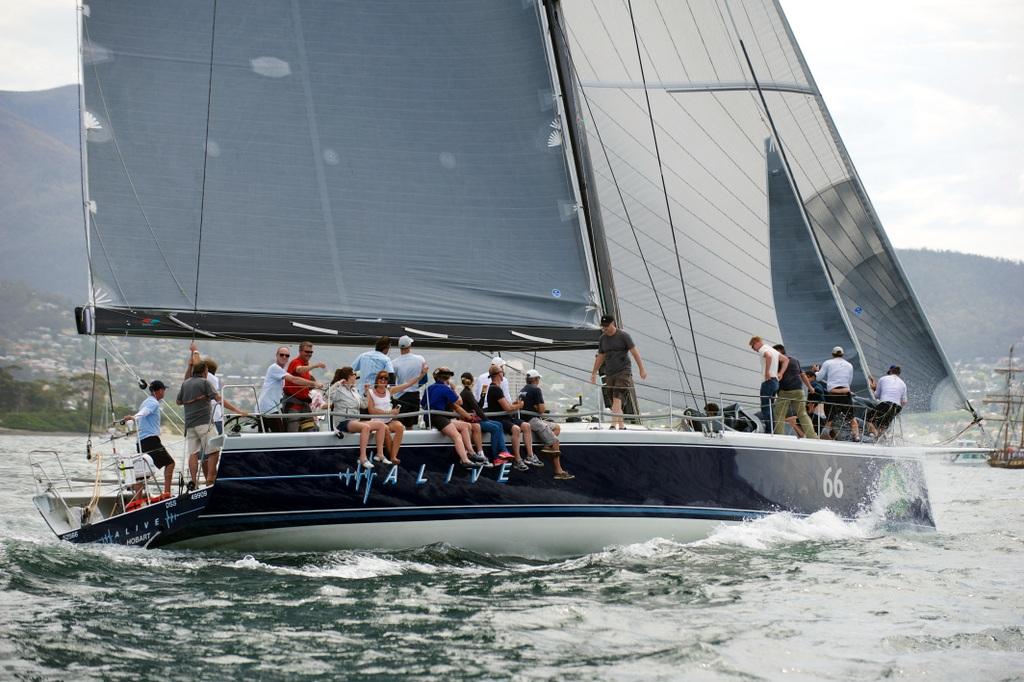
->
[[79, 0, 602, 349], [555, 0, 970, 412]]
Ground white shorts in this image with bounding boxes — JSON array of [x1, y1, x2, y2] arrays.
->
[[186, 423, 216, 456]]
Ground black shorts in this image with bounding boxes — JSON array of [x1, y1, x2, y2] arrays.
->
[[824, 391, 852, 421], [489, 417, 523, 434], [870, 401, 902, 429], [431, 415, 453, 432], [138, 436, 173, 469]]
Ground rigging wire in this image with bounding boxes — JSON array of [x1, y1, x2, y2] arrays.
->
[[624, 0, 707, 405], [550, 12, 697, 404], [191, 0, 220, 338]]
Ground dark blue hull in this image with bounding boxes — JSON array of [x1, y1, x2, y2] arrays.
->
[[57, 489, 210, 547], [141, 431, 933, 552]]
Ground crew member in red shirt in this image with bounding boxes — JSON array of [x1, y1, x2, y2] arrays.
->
[[283, 340, 326, 431]]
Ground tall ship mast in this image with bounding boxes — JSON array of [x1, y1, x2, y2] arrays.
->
[[983, 346, 1024, 469]]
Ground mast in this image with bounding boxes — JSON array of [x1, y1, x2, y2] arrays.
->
[[76, 0, 95, 323], [543, 0, 619, 323]]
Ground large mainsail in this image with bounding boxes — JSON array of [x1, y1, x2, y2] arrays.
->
[[554, 0, 970, 413], [78, 0, 604, 349]]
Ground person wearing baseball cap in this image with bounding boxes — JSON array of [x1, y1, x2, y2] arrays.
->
[[519, 369, 574, 480], [474, 356, 510, 410], [817, 344, 859, 441], [121, 379, 175, 499], [589, 314, 647, 430], [421, 367, 479, 468], [392, 334, 428, 429]]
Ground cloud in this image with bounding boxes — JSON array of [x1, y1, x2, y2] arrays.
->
[[0, 2, 79, 91]]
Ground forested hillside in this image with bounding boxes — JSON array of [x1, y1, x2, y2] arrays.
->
[[896, 249, 1024, 361]]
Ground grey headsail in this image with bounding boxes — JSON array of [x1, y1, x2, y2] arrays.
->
[[766, 139, 866, 395], [553, 0, 970, 413], [77, 0, 602, 349]]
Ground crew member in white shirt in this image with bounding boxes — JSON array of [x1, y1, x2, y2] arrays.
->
[[748, 336, 781, 430], [817, 345, 860, 441], [392, 335, 427, 428], [257, 345, 322, 432], [868, 365, 908, 438]]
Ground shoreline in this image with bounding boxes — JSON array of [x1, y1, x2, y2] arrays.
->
[[0, 427, 88, 438]]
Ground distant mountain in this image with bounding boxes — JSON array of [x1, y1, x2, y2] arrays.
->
[[0, 86, 85, 301], [896, 249, 1024, 362], [0, 87, 1020, 366]]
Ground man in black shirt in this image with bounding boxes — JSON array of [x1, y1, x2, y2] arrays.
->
[[589, 314, 647, 430], [484, 367, 532, 470], [519, 370, 574, 480]]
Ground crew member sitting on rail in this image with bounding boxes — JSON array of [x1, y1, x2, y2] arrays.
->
[[422, 367, 479, 469]]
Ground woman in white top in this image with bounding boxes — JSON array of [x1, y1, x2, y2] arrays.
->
[[366, 366, 426, 464], [329, 366, 388, 469]]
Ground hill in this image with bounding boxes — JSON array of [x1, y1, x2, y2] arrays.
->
[[0, 86, 86, 301], [895, 248, 1024, 361]]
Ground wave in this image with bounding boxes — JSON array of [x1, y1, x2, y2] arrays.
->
[[691, 509, 872, 550]]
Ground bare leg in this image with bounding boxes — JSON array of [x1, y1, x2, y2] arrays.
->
[[471, 423, 482, 453], [204, 451, 220, 485], [188, 451, 200, 486], [511, 425, 522, 460], [521, 421, 534, 457], [348, 422, 371, 464], [461, 422, 474, 452], [163, 462, 174, 497], [611, 396, 624, 429], [388, 422, 405, 463], [373, 422, 388, 460], [443, 423, 471, 463]]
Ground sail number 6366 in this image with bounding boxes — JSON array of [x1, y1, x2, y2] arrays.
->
[[822, 467, 844, 498]]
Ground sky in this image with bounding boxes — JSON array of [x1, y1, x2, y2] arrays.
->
[[0, 0, 1021, 261]]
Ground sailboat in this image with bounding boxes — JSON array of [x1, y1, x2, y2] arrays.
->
[[32, 0, 974, 554], [984, 346, 1024, 469]]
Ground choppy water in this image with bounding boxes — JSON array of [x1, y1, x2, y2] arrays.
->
[[2, 435, 1022, 680]]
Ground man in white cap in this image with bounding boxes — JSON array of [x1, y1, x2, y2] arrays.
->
[[392, 335, 427, 428], [519, 369, 575, 480], [475, 356, 511, 410], [817, 345, 860, 441]]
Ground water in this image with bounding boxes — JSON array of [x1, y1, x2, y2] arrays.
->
[[2, 435, 1021, 680]]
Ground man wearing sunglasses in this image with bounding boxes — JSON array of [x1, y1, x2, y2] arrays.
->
[[257, 344, 323, 432]]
